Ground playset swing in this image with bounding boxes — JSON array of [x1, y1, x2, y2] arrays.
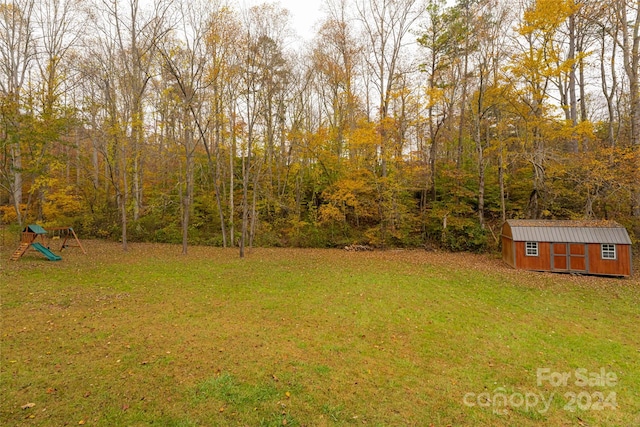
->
[[46, 227, 86, 254]]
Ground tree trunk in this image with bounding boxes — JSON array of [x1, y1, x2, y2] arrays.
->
[[249, 174, 259, 249], [229, 110, 236, 246], [240, 134, 251, 258], [182, 123, 194, 255], [457, 19, 469, 170], [131, 104, 144, 222], [133, 152, 142, 221], [568, 13, 578, 126], [578, 38, 588, 123], [121, 171, 128, 252], [499, 146, 506, 224], [428, 100, 438, 202], [600, 26, 618, 148], [617, 0, 640, 216], [476, 126, 485, 229], [11, 143, 23, 226], [211, 141, 227, 248]]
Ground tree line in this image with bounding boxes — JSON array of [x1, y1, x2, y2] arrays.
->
[[1, 0, 639, 255]]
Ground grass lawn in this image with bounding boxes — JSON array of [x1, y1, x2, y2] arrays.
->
[[1, 239, 639, 426]]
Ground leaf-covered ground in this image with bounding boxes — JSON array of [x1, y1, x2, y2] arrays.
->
[[1, 240, 639, 426]]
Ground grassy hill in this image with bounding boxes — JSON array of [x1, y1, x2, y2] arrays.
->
[[1, 241, 639, 426]]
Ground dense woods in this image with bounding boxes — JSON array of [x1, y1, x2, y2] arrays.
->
[[1, 0, 639, 254]]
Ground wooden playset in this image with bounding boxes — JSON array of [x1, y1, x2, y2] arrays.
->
[[10, 225, 86, 261]]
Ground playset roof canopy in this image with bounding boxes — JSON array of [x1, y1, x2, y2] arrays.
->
[[24, 224, 48, 235]]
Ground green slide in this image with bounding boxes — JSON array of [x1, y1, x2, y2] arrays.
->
[[31, 242, 62, 261]]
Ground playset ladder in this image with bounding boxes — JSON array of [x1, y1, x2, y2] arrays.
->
[[10, 242, 30, 261]]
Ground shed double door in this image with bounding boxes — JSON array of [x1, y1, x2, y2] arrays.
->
[[552, 243, 587, 273]]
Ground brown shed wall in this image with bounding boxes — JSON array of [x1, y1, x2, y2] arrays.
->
[[502, 222, 513, 239], [502, 236, 515, 267], [587, 244, 632, 276], [515, 241, 551, 271]]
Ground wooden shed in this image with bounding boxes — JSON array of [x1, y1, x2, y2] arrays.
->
[[502, 220, 633, 277]]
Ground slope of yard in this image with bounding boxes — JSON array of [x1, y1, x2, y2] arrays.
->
[[1, 240, 639, 426]]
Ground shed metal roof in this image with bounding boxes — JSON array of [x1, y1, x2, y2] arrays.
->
[[506, 220, 632, 244]]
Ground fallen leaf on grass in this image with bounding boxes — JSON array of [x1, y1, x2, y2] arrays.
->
[[78, 420, 86, 425], [21, 403, 35, 409]]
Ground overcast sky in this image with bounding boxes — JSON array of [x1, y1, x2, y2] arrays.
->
[[281, 0, 324, 40], [244, 0, 325, 42]]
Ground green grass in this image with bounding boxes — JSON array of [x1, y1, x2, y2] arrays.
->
[[1, 241, 639, 426]]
